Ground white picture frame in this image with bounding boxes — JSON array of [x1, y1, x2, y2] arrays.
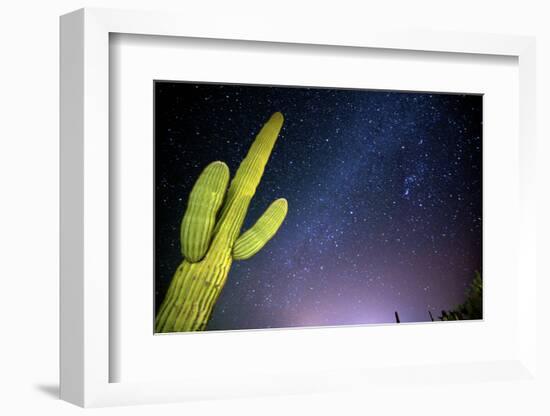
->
[[60, 7, 538, 407]]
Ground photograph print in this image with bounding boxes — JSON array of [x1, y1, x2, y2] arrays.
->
[[154, 81, 482, 333]]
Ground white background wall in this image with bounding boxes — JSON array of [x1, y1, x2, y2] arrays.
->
[[0, 0, 548, 414]]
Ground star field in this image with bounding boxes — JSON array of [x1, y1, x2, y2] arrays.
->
[[154, 82, 482, 330]]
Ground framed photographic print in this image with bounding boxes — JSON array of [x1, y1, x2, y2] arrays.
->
[[153, 82, 483, 334], [60, 7, 538, 408]]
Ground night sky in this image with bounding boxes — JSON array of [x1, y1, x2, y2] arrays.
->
[[154, 81, 482, 330]]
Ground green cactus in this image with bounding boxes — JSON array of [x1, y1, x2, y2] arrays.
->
[[155, 112, 288, 332]]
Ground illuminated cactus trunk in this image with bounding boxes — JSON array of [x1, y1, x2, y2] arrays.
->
[[155, 113, 288, 332]]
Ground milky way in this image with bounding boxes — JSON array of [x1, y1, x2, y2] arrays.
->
[[154, 82, 482, 330]]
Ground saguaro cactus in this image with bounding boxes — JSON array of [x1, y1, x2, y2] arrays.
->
[[155, 112, 288, 332]]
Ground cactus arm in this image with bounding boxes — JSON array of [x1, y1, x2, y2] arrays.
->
[[180, 161, 229, 262], [233, 198, 288, 260]]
